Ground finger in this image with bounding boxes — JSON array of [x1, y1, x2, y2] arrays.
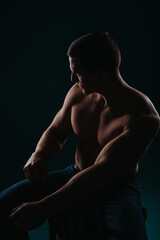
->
[[10, 206, 20, 216], [10, 202, 27, 219], [12, 217, 31, 232], [10, 207, 22, 220], [27, 164, 44, 181], [23, 166, 27, 178], [25, 166, 33, 181], [11, 215, 24, 226], [12, 217, 39, 231], [23, 166, 30, 180], [12, 205, 21, 212], [10, 204, 22, 215], [25, 164, 37, 181], [27, 166, 33, 180]]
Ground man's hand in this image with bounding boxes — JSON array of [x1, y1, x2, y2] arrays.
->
[[9, 201, 47, 231], [23, 153, 49, 181]]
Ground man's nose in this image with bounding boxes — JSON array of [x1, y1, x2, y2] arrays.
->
[[71, 73, 78, 83]]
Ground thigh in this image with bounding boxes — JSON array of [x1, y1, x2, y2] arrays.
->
[[0, 165, 76, 218], [0, 181, 49, 218], [80, 182, 148, 240]]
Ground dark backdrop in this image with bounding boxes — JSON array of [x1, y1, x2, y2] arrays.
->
[[0, 1, 160, 239]]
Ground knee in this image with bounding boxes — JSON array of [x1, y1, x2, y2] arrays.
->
[[0, 188, 7, 209], [0, 188, 14, 220], [0, 190, 8, 222]]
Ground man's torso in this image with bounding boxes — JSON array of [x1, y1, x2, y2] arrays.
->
[[70, 84, 157, 173]]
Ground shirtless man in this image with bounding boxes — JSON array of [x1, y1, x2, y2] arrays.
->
[[1, 32, 159, 240]]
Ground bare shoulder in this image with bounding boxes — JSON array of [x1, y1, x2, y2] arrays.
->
[[63, 83, 84, 109], [125, 87, 160, 137]]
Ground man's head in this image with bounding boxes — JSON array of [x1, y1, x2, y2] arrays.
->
[[67, 32, 121, 75], [67, 32, 121, 95]]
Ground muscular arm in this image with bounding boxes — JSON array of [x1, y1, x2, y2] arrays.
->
[[34, 85, 77, 159], [33, 109, 72, 160], [10, 106, 160, 231], [23, 85, 78, 181], [41, 114, 160, 215]]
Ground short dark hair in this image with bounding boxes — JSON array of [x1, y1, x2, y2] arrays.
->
[[67, 32, 121, 74]]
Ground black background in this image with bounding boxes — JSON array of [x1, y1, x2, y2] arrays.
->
[[0, 1, 160, 239]]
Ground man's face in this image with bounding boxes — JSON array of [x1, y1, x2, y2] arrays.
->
[[69, 57, 98, 95]]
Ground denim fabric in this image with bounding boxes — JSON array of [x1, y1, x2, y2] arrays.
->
[[85, 180, 148, 240], [0, 164, 79, 240], [0, 164, 148, 240]]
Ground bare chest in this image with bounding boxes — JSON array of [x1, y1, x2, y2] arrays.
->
[[71, 97, 128, 147]]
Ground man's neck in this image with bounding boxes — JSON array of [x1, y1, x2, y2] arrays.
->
[[98, 72, 130, 108]]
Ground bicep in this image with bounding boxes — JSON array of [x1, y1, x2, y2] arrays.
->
[[95, 115, 160, 167], [49, 106, 72, 145], [46, 85, 79, 145], [95, 129, 136, 166]]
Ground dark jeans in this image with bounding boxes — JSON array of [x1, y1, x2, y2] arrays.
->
[[0, 164, 148, 240]]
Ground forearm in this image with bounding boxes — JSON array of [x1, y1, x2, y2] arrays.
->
[[40, 154, 134, 216], [40, 164, 105, 215], [34, 127, 62, 160]]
